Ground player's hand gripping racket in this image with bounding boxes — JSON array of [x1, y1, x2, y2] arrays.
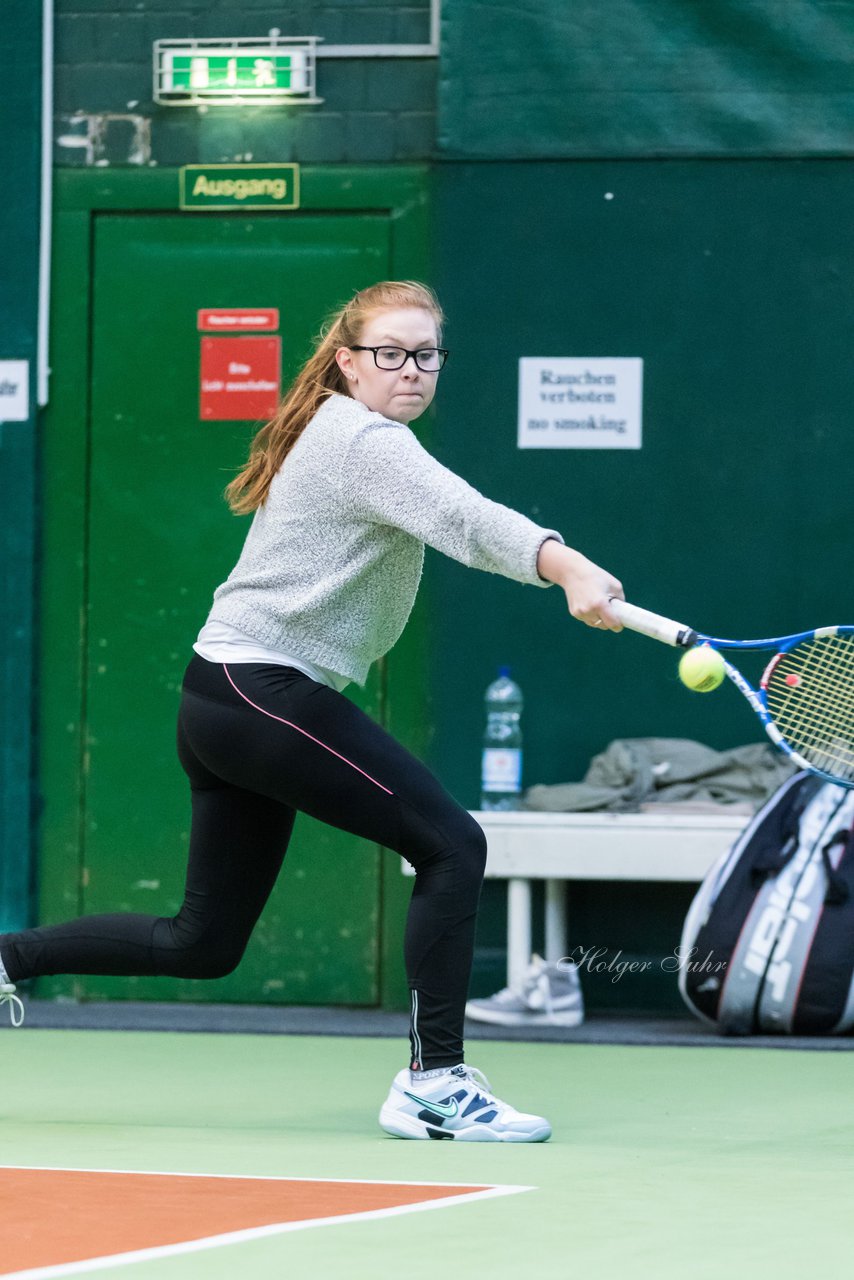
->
[[609, 600, 854, 788]]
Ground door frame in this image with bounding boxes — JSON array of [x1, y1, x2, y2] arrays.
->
[[39, 165, 432, 1009]]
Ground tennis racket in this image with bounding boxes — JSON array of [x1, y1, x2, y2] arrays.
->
[[609, 599, 854, 788]]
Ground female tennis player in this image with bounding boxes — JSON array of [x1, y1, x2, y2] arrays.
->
[[0, 281, 623, 1142]]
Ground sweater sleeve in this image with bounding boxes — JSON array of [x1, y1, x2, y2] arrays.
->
[[340, 419, 564, 587]]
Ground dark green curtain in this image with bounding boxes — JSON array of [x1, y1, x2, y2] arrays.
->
[[440, 0, 854, 157]]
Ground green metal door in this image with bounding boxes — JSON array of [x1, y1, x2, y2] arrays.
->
[[80, 213, 390, 1004]]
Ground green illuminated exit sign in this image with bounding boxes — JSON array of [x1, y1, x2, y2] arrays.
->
[[155, 37, 321, 105]]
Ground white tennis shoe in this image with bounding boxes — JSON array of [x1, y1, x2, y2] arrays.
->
[[379, 1063, 551, 1142], [0, 984, 24, 1028]]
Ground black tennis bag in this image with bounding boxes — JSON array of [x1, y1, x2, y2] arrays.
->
[[679, 772, 854, 1034]]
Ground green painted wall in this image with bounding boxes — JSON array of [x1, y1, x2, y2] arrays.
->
[[0, 2, 41, 934], [432, 0, 854, 1010], [38, 167, 432, 1008], [32, 2, 854, 1015], [432, 159, 854, 1007]]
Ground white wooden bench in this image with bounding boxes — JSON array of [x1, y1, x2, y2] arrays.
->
[[404, 810, 750, 988]]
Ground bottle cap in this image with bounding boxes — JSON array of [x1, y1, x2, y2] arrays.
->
[[499, 665, 510, 678]]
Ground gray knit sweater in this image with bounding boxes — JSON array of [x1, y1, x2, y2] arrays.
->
[[207, 393, 564, 686]]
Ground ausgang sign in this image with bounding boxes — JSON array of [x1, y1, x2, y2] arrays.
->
[[179, 164, 300, 211]]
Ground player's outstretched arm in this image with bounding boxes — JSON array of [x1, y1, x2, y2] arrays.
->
[[536, 538, 624, 631]]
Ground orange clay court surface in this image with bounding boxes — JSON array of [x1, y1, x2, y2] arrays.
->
[[0, 1167, 506, 1276]]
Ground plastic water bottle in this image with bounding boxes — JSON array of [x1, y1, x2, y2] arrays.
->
[[480, 667, 524, 811]]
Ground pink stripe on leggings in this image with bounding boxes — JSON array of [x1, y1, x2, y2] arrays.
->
[[222, 664, 395, 796]]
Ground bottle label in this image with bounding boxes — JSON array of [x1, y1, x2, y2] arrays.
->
[[481, 748, 522, 790]]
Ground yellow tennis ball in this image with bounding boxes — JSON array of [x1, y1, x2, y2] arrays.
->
[[678, 645, 725, 693]]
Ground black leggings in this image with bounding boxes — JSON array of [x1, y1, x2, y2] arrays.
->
[[1, 657, 487, 1070]]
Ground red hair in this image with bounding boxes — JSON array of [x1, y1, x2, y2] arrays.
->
[[224, 281, 444, 514]]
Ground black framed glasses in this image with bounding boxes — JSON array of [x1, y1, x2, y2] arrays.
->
[[349, 345, 449, 372]]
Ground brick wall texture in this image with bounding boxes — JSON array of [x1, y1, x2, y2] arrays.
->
[[54, 0, 437, 166]]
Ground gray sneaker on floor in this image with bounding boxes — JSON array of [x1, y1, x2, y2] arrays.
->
[[465, 954, 584, 1028]]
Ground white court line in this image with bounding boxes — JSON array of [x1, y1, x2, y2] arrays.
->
[[0, 1165, 535, 1280]]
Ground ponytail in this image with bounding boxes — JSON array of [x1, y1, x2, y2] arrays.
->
[[224, 280, 443, 515]]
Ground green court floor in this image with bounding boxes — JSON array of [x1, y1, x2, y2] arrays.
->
[[3, 1030, 853, 1279]]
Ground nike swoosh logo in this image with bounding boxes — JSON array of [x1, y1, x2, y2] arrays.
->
[[404, 1090, 459, 1118]]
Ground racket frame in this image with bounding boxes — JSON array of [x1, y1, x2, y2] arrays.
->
[[609, 599, 853, 787]]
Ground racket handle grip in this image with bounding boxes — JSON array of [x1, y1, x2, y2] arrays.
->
[[610, 599, 698, 648]]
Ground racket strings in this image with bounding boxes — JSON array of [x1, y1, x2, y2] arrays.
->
[[764, 634, 854, 782], [768, 695, 854, 768], [765, 637, 854, 771]]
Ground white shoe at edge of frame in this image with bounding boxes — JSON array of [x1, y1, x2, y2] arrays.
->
[[0, 984, 25, 1028]]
